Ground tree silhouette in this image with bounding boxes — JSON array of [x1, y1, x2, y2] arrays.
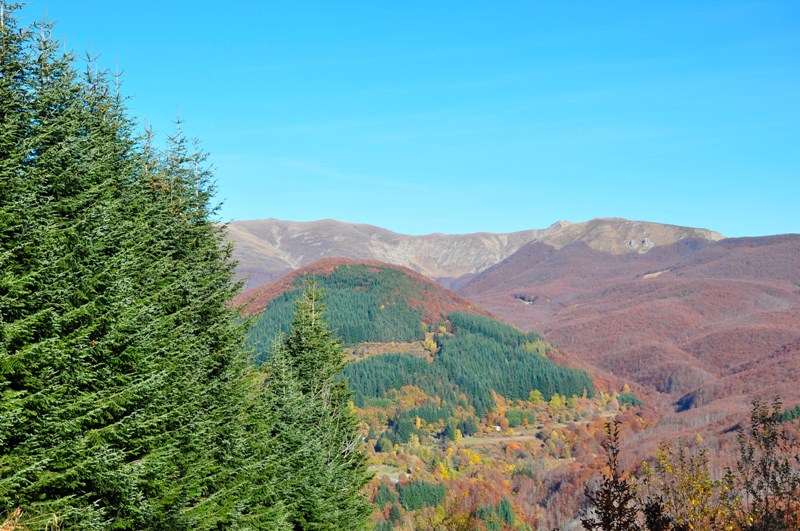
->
[[581, 420, 640, 531]]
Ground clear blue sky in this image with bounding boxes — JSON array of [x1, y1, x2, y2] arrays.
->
[[22, 1, 800, 236]]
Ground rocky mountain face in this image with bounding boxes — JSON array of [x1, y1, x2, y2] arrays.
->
[[227, 217, 724, 290]]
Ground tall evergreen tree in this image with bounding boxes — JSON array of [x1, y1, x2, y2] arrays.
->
[[262, 283, 372, 530], [0, 5, 287, 528]]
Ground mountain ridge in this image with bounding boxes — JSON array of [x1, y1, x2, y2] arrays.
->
[[227, 217, 725, 290]]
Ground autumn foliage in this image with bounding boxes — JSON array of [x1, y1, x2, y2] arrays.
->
[[582, 398, 800, 530]]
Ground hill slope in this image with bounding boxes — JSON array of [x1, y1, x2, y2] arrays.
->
[[227, 218, 723, 290], [234, 257, 488, 320], [240, 259, 594, 417], [457, 234, 800, 421]]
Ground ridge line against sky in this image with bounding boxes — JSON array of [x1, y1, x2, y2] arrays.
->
[[22, 1, 800, 237], [230, 216, 727, 241]]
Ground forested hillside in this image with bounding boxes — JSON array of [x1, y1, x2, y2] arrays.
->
[[246, 261, 593, 416], [248, 262, 430, 352], [346, 311, 593, 416], [244, 261, 616, 528], [244, 259, 487, 355]]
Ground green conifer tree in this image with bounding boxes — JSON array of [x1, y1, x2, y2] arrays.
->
[[0, 5, 287, 528], [262, 282, 372, 530]]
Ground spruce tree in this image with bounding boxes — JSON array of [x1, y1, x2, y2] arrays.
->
[[262, 283, 372, 530], [0, 5, 287, 528]]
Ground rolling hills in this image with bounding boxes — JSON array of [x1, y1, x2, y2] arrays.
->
[[229, 217, 800, 434], [458, 233, 800, 430], [229, 222, 800, 526]]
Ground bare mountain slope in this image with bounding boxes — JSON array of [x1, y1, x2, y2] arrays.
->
[[227, 217, 723, 290]]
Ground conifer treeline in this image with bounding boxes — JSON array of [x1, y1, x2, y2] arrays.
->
[[248, 264, 429, 359], [0, 5, 369, 529], [345, 311, 594, 418]]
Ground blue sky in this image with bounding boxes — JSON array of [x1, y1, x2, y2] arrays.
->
[[22, 1, 800, 236]]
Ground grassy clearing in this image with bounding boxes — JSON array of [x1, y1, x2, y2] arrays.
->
[[460, 426, 543, 448]]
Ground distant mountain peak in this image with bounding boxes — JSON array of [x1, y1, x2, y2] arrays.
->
[[548, 220, 573, 230], [226, 217, 724, 291]]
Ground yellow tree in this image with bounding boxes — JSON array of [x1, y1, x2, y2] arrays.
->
[[637, 439, 738, 530]]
